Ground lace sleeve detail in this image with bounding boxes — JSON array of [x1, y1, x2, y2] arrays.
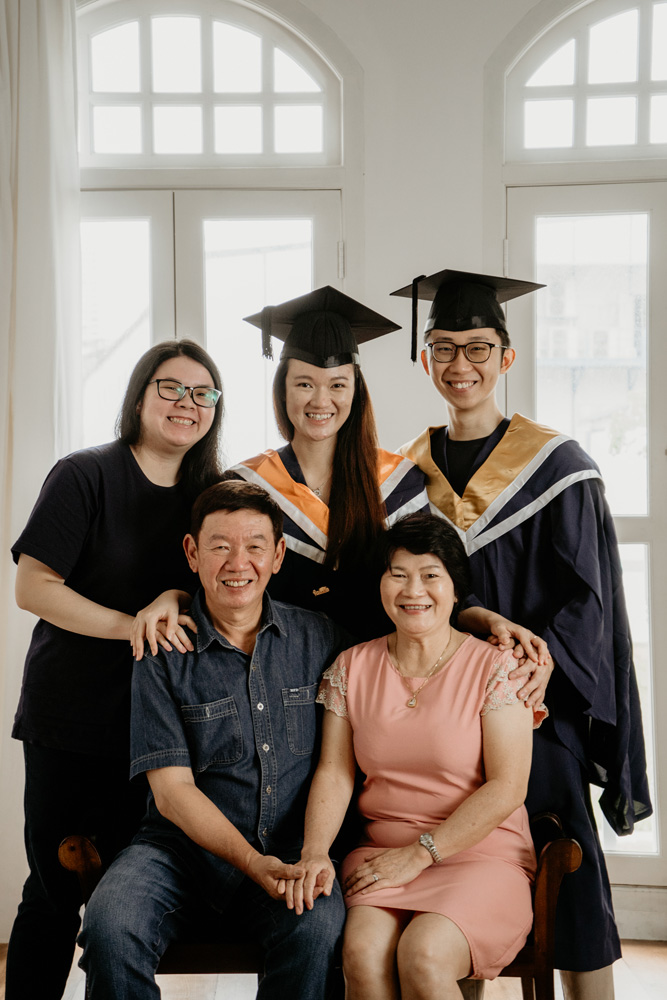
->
[[316, 653, 349, 719], [481, 655, 548, 729]]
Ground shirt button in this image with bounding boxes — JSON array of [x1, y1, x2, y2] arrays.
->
[[266, 785, 272, 795], [257, 702, 264, 711], [262, 743, 270, 752], [262, 828, 268, 837]]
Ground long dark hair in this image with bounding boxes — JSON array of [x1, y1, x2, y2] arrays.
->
[[116, 339, 223, 499], [273, 359, 386, 569]]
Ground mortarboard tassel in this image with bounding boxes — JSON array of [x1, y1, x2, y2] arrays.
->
[[261, 306, 274, 360], [411, 275, 426, 363]]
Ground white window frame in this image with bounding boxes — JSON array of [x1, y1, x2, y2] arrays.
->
[[76, 0, 365, 291], [506, 0, 667, 164], [79, 190, 176, 342], [77, 0, 342, 169], [506, 182, 667, 892], [484, 0, 667, 929]]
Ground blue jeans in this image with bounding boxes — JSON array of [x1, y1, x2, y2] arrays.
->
[[78, 842, 345, 1000]]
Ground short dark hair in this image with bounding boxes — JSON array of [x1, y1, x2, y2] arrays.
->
[[190, 481, 284, 545], [379, 512, 470, 623], [116, 339, 224, 499]]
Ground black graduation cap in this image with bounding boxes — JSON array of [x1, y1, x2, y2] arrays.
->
[[391, 269, 545, 363], [243, 285, 401, 367]]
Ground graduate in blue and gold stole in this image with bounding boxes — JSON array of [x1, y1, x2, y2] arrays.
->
[[394, 268, 652, 1000]]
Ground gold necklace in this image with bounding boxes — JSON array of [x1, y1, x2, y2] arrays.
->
[[391, 633, 456, 708], [307, 472, 331, 498]]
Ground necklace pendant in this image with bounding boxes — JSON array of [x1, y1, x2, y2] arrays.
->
[[312, 487, 321, 497], [407, 696, 417, 708]]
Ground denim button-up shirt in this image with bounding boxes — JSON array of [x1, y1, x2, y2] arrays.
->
[[130, 590, 347, 902]]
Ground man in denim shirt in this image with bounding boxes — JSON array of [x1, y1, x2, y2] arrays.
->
[[79, 481, 347, 1000]]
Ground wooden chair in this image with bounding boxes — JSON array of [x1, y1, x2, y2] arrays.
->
[[496, 812, 583, 1000], [59, 810, 581, 998]]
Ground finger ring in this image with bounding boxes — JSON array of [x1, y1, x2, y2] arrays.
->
[[372, 873, 379, 882]]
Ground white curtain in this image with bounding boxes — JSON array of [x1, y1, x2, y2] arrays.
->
[[0, 0, 81, 938]]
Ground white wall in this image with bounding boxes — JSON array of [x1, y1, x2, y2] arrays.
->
[[308, 0, 539, 450], [0, 0, 560, 939]]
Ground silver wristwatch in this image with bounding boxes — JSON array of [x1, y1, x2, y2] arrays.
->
[[419, 832, 443, 865]]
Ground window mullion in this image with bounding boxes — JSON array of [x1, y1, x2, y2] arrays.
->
[[637, 1, 654, 145], [201, 12, 214, 156], [573, 30, 589, 149], [140, 14, 153, 155], [263, 38, 274, 156]]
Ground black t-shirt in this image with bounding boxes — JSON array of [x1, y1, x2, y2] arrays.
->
[[12, 442, 198, 758], [432, 419, 511, 497]]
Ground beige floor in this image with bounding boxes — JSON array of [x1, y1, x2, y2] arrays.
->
[[1, 940, 666, 999]]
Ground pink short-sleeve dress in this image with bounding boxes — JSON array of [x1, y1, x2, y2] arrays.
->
[[317, 634, 547, 980]]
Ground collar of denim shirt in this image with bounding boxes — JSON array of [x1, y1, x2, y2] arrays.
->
[[188, 587, 287, 653]]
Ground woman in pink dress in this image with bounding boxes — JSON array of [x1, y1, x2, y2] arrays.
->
[[288, 512, 546, 1000]]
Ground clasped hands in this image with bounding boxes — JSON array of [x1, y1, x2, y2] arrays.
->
[[272, 843, 431, 916]]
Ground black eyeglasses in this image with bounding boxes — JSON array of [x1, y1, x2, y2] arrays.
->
[[425, 342, 506, 364], [147, 379, 222, 408]]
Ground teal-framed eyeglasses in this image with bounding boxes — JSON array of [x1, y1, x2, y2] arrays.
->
[[425, 341, 506, 364], [147, 379, 222, 408]]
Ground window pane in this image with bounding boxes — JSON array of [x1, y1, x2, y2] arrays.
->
[[586, 96, 636, 146], [651, 2, 667, 80], [152, 17, 201, 93], [274, 49, 320, 92], [80, 219, 151, 447], [534, 214, 648, 517], [203, 219, 313, 461], [274, 106, 323, 152], [524, 99, 573, 148], [153, 106, 202, 153], [650, 94, 667, 142], [93, 106, 141, 153], [213, 23, 261, 92], [526, 39, 575, 87], [588, 10, 638, 83], [91, 22, 139, 92], [215, 106, 262, 153], [594, 544, 657, 854]]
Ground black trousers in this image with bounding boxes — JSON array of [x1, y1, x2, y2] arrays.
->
[[5, 742, 147, 1000]]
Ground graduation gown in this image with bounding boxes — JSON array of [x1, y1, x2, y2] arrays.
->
[[230, 444, 429, 641], [401, 413, 652, 970]]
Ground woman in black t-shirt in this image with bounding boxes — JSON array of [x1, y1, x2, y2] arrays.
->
[[7, 340, 223, 1000]]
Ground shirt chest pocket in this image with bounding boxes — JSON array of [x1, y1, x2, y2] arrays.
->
[[181, 697, 243, 772], [282, 683, 319, 756]]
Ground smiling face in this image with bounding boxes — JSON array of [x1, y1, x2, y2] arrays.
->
[[184, 508, 286, 628], [284, 359, 355, 445], [380, 548, 457, 638], [422, 327, 515, 419], [137, 356, 217, 456]]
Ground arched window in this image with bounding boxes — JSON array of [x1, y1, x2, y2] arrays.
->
[[492, 0, 667, 891], [75, 0, 359, 463], [506, 0, 667, 161], [77, 0, 341, 167]]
